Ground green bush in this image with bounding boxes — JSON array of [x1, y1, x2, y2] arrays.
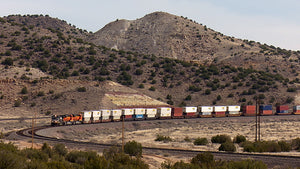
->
[[211, 134, 232, 143], [278, 141, 291, 152], [234, 135, 246, 143], [292, 138, 300, 151], [124, 140, 142, 157], [155, 134, 172, 142], [21, 87, 28, 94], [241, 141, 288, 152], [194, 138, 208, 145], [191, 152, 215, 168], [219, 142, 236, 152], [14, 100, 21, 107], [77, 87, 86, 92], [53, 143, 68, 156]]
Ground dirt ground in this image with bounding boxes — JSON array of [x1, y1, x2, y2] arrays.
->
[[2, 115, 300, 169]]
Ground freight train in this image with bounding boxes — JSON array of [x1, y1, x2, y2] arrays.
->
[[51, 105, 300, 126]]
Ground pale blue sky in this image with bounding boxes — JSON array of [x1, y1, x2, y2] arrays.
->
[[1, 0, 300, 50]]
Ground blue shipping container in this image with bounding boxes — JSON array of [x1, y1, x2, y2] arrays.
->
[[134, 114, 144, 119], [277, 110, 289, 113], [260, 105, 272, 110]]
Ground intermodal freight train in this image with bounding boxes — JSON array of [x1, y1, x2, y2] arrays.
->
[[51, 105, 300, 126]]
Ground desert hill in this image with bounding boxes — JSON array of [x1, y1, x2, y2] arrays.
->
[[89, 12, 300, 75], [0, 13, 299, 118]]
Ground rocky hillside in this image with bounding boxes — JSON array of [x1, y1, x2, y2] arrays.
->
[[89, 12, 300, 75], [0, 13, 299, 117]]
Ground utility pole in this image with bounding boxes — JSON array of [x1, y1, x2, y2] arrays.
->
[[255, 98, 258, 142], [258, 99, 261, 142], [122, 115, 124, 153]]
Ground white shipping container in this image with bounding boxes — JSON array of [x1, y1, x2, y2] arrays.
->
[[214, 106, 226, 112], [183, 107, 197, 113], [102, 116, 110, 120], [101, 109, 111, 116], [82, 111, 92, 122], [202, 112, 212, 115], [228, 111, 239, 115], [158, 107, 171, 117], [147, 114, 156, 118], [294, 106, 300, 110], [92, 111, 101, 118], [146, 108, 157, 115], [227, 106, 240, 112], [111, 109, 122, 116], [122, 109, 134, 115], [134, 108, 145, 115], [201, 106, 213, 113]]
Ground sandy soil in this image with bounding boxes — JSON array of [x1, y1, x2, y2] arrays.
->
[[37, 116, 300, 154]]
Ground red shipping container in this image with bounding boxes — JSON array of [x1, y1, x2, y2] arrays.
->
[[260, 110, 273, 115], [214, 112, 226, 117], [293, 110, 300, 115], [277, 105, 289, 111], [172, 107, 183, 117], [124, 115, 133, 119], [185, 112, 197, 118], [243, 110, 256, 116], [243, 105, 256, 111]]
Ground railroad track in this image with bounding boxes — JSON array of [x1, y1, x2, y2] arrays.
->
[[14, 123, 300, 168]]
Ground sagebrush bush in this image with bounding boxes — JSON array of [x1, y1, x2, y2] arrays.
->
[[211, 134, 231, 143], [234, 135, 246, 144], [219, 142, 236, 152], [194, 137, 208, 145], [155, 134, 172, 142], [124, 140, 142, 157]]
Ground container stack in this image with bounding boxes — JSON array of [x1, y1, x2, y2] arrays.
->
[[276, 105, 290, 115], [213, 106, 226, 117], [259, 105, 273, 115], [91, 110, 101, 123], [134, 108, 145, 120], [82, 111, 92, 123], [227, 106, 241, 117], [293, 106, 300, 115], [242, 105, 256, 116], [199, 106, 213, 117], [145, 108, 157, 119], [171, 107, 183, 118], [122, 108, 134, 120], [183, 107, 197, 118], [111, 109, 122, 121], [101, 109, 111, 122], [157, 107, 171, 119]]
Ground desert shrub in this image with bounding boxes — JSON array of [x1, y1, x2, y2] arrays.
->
[[149, 86, 156, 91], [234, 135, 246, 144], [66, 150, 98, 165], [278, 141, 291, 152], [242, 141, 284, 152], [184, 136, 192, 142], [225, 159, 267, 169], [21, 148, 48, 161], [37, 91, 45, 96], [291, 138, 300, 151], [155, 134, 172, 142], [219, 142, 236, 152], [53, 143, 68, 156], [77, 87, 86, 92], [21, 87, 28, 94], [2, 57, 13, 65], [191, 152, 215, 168], [124, 140, 142, 157], [14, 100, 21, 107], [194, 138, 208, 145], [211, 134, 231, 143]]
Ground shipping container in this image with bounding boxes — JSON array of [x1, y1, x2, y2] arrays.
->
[[82, 111, 92, 123], [145, 108, 157, 119], [293, 106, 300, 115], [260, 110, 273, 115], [91, 110, 101, 123], [122, 109, 134, 115], [101, 115, 111, 122], [227, 106, 240, 112], [276, 105, 289, 111], [183, 107, 197, 118], [213, 111, 226, 117], [227, 111, 240, 117], [110, 109, 122, 121], [157, 107, 171, 119], [214, 106, 227, 112], [201, 106, 213, 113], [199, 106, 213, 117], [134, 108, 145, 115], [134, 114, 144, 120], [172, 107, 183, 118], [259, 105, 272, 110], [242, 105, 256, 116], [276, 105, 291, 115]]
